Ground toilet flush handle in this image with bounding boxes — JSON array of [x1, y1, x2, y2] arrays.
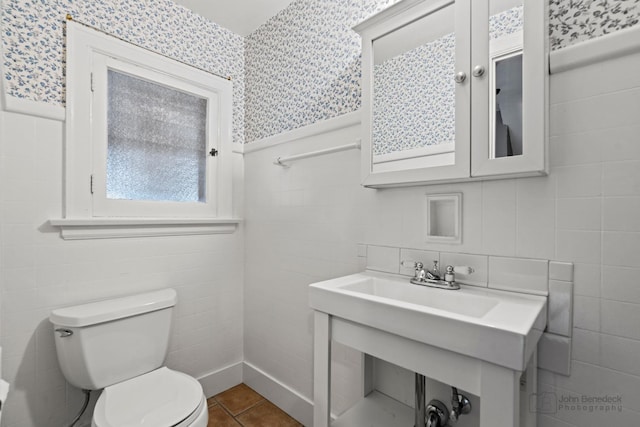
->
[[55, 328, 73, 338]]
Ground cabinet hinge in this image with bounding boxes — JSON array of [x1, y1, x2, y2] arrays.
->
[[90, 175, 94, 194], [90, 73, 95, 92]]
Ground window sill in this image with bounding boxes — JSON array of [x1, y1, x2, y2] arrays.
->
[[48, 218, 241, 240]]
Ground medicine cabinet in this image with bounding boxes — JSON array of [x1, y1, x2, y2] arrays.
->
[[355, 0, 548, 187]]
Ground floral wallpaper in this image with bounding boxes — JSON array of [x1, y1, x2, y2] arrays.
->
[[373, 34, 456, 156], [373, 6, 523, 156], [1, 0, 246, 144], [245, 0, 640, 143], [243, 0, 400, 143], [549, 0, 640, 50], [2, 0, 640, 145]]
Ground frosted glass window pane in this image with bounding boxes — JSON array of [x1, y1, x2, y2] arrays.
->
[[107, 70, 208, 203]]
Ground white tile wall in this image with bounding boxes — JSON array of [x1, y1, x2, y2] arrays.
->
[[571, 328, 600, 365], [243, 50, 640, 427], [243, 123, 364, 416], [440, 252, 488, 287], [366, 245, 400, 274], [1, 10, 638, 427], [537, 334, 572, 376], [549, 261, 574, 282], [601, 265, 640, 303], [488, 256, 549, 295], [548, 280, 574, 336], [398, 248, 438, 277], [0, 111, 245, 427]]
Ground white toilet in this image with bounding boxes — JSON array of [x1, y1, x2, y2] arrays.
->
[[50, 288, 208, 427]]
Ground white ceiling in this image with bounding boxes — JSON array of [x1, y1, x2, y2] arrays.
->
[[173, 0, 296, 36]]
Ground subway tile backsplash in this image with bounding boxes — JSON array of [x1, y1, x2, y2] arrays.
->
[[488, 256, 549, 295], [398, 248, 439, 277], [548, 280, 574, 337], [365, 245, 400, 274], [363, 244, 575, 375], [366, 245, 555, 296], [549, 261, 574, 282], [439, 252, 488, 287]]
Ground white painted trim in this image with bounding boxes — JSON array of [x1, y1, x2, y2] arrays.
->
[[48, 218, 241, 240], [65, 22, 234, 221], [358, 0, 472, 188], [550, 25, 640, 74], [471, 0, 548, 178], [243, 361, 313, 427], [243, 111, 361, 154], [373, 143, 454, 164], [3, 96, 66, 121], [198, 362, 244, 398]]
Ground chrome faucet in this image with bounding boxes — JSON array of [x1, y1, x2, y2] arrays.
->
[[402, 260, 474, 290], [426, 260, 440, 281]]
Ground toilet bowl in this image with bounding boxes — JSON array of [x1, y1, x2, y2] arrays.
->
[[92, 367, 208, 427], [50, 289, 208, 427]]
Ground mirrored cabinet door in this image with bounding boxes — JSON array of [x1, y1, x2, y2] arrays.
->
[[357, 0, 471, 187], [471, 0, 547, 177]]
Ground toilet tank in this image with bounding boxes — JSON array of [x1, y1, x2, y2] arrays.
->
[[49, 288, 177, 390]]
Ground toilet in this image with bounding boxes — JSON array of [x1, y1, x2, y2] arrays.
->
[[50, 289, 208, 427]]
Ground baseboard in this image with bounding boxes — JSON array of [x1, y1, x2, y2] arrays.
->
[[197, 361, 244, 398], [242, 361, 313, 427]]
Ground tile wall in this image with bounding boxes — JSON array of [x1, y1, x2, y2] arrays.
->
[[1, 0, 640, 426], [243, 49, 640, 426], [0, 111, 245, 426], [243, 122, 366, 416]]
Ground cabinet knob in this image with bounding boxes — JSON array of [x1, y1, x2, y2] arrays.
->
[[454, 71, 466, 84], [472, 65, 485, 77]]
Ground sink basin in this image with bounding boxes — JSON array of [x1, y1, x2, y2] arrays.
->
[[309, 271, 547, 371], [342, 279, 499, 318]]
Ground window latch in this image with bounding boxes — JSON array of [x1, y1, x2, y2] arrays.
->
[[209, 148, 219, 157]]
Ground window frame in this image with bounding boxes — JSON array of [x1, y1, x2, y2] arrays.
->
[[65, 22, 233, 220]]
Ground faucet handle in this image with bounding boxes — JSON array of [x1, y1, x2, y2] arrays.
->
[[453, 266, 475, 275], [444, 266, 475, 284], [401, 260, 423, 269]]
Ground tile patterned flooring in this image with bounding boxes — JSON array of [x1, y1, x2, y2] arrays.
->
[[207, 383, 303, 426]]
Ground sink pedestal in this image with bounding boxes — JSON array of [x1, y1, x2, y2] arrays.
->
[[313, 311, 538, 427]]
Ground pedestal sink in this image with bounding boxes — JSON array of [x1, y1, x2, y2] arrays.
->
[[309, 270, 547, 427]]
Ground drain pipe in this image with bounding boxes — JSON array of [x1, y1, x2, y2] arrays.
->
[[67, 389, 91, 427], [449, 386, 472, 423], [415, 373, 425, 427]]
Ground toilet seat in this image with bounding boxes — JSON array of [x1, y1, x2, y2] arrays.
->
[[93, 367, 204, 427]]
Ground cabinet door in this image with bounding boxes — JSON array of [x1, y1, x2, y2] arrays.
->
[[358, 0, 471, 187], [470, 0, 547, 178]]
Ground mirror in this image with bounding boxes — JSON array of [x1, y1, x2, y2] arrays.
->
[[357, 0, 546, 186], [489, 0, 524, 158], [493, 53, 523, 157], [425, 193, 461, 244], [371, 2, 457, 174], [370, 0, 525, 170]]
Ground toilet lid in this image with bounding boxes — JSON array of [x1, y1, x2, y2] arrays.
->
[[93, 367, 202, 427]]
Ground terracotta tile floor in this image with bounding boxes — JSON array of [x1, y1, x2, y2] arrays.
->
[[207, 383, 303, 426]]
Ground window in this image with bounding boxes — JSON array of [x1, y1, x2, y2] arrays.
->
[[64, 21, 233, 221], [105, 69, 209, 204]]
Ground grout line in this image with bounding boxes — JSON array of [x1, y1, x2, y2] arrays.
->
[[208, 384, 303, 426], [232, 398, 266, 418]]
